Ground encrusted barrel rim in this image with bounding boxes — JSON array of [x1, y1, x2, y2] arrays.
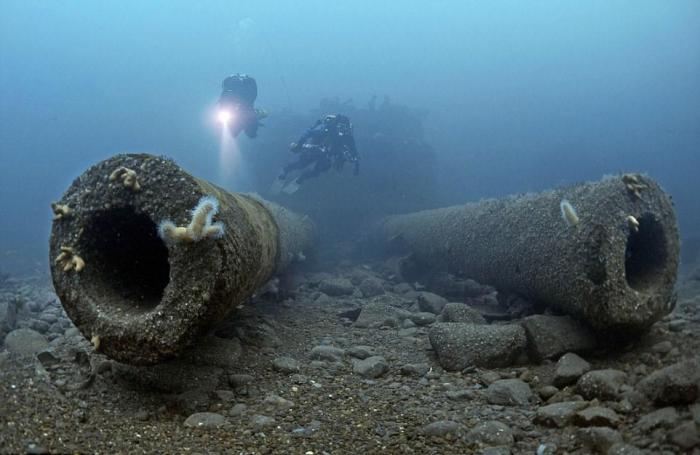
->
[[49, 153, 312, 365]]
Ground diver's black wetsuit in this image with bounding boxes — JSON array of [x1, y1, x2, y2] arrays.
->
[[219, 74, 260, 138], [281, 114, 359, 184]]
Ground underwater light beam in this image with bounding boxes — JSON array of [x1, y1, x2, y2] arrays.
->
[[219, 123, 240, 181], [217, 108, 233, 125]]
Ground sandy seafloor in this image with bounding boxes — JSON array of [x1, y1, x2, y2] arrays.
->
[[1, 259, 699, 455]]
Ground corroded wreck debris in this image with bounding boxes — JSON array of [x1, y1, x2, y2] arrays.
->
[[50, 153, 312, 365], [375, 175, 679, 333]]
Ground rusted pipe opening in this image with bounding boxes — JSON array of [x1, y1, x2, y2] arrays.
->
[[625, 213, 669, 292], [81, 207, 170, 314]]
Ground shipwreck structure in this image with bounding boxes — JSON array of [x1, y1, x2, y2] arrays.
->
[[376, 174, 680, 334], [50, 154, 312, 365]]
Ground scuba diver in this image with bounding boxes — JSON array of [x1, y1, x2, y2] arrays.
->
[[274, 114, 360, 194], [217, 73, 267, 138]]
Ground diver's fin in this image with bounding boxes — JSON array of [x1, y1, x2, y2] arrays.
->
[[270, 175, 285, 195], [282, 179, 301, 194]]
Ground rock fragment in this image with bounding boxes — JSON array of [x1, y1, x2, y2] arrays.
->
[[576, 369, 627, 401], [521, 315, 597, 362], [636, 359, 700, 405], [535, 401, 589, 428], [4, 328, 49, 356], [429, 323, 526, 371], [553, 352, 591, 387], [486, 379, 535, 406], [353, 356, 388, 378], [183, 412, 227, 428], [441, 302, 486, 324]]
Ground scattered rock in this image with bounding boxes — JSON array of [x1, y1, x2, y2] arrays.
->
[[346, 345, 376, 360], [636, 359, 700, 405], [353, 356, 388, 378], [0, 300, 17, 337], [229, 374, 255, 388], [4, 328, 48, 356], [358, 278, 385, 298], [691, 403, 700, 425], [170, 389, 213, 416], [309, 345, 345, 362], [214, 390, 234, 402], [271, 356, 300, 374], [353, 298, 406, 328], [319, 278, 354, 296], [575, 426, 623, 453], [251, 414, 275, 430], [416, 292, 448, 315], [466, 420, 514, 447], [521, 315, 597, 362], [36, 350, 59, 368], [576, 369, 627, 401], [535, 401, 589, 428], [25, 442, 49, 454], [315, 293, 334, 306], [486, 379, 535, 406], [400, 363, 430, 377], [229, 403, 247, 416], [573, 406, 621, 427], [422, 420, 460, 437], [183, 412, 227, 428], [445, 389, 475, 401], [134, 410, 149, 421], [29, 320, 50, 334], [441, 302, 486, 324], [429, 323, 526, 371], [399, 328, 419, 338], [651, 340, 673, 354], [669, 420, 700, 450], [553, 352, 591, 387], [538, 385, 559, 400], [263, 393, 294, 412], [635, 407, 679, 432], [408, 312, 436, 326], [393, 283, 414, 294], [607, 443, 643, 455]]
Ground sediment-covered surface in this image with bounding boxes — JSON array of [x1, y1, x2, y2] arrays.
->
[[48, 154, 312, 365], [1, 262, 699, 454]]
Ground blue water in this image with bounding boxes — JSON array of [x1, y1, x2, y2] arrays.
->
[[1, 0, 699, 273]]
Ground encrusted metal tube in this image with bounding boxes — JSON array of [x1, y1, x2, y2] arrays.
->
[[376, 174, 680, 334], [49, 154, 312, 365]]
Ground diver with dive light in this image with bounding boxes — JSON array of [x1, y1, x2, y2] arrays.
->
[[274, 114, 359, 194], [217, 73, 267, 138]]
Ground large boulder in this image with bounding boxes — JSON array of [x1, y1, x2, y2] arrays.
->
[[577, 369, 627, 401], [4, 328, 48, 356], [553, 353, 592, 387], [417, 292, 448, 315], [354, 296, 410, 328], [521, 315, 597, 362], [319, 278, 355, 296], [486, 379, 536, 406], [637, 360, 700, 405], [441, 302, 487, 324], [429, 323, 526, 371]]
